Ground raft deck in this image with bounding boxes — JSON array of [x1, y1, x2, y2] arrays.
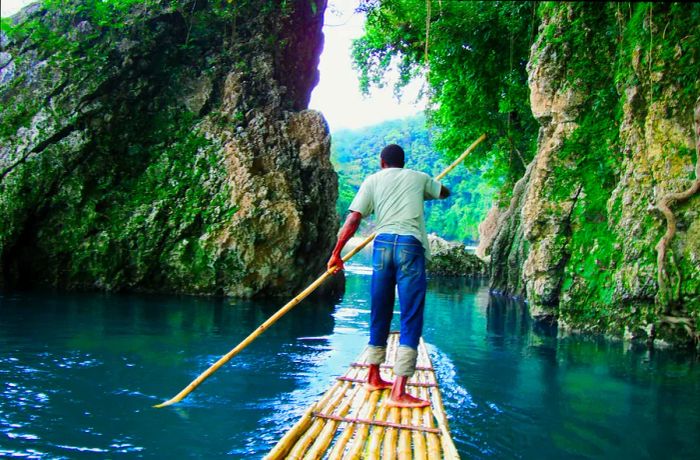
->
[[266, 332, 460, 459]]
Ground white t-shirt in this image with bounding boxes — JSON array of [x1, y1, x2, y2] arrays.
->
[[349, 168, 442, 258]]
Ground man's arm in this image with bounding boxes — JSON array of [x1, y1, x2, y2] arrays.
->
[[440, 185, 451, 199], [327, 211, 363, 272]]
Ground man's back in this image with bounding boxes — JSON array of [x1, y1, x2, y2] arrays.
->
[[349, 168, 441, 256]]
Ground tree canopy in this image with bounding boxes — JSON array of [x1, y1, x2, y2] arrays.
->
[[352, 0, 540, 202]]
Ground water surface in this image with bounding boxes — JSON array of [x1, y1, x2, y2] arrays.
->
[[1, 264, 699, 458]]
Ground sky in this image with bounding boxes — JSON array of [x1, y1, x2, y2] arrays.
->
[[1, 0, 425, 132], [308, 0, 426, 131], [1, 0, 33, 17]]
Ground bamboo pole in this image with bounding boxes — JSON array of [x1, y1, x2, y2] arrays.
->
[[152, 240, 371, 409], [418, 373, 440, 460], [382, 407, 400, 460], [421, 395, 441, 458], [265, 380, 345, 460], [327, 388, 370, 459], [412, 404, 427, 460], [292, 365, 367, 459], [298, 362, 364, 458], [266, 360, 365, 460], [304, 369, 368, 459], [397, 408, 412, 460], [303, 416, 340, 459], [435, 133, 487, 181], [344, 389, 381, 459], [425, 362, 459, 459], [367, 393, 390, 460], [286, 381, 355, 460], [415, 341, 451, 459], [154, 133, 486, 408], [411, 372, 428, 460]]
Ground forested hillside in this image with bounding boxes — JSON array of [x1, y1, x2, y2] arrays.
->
[[331, 115, 494, 243]]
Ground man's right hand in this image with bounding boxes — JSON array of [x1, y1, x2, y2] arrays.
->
[[327, 211, 362, 274], [327, 253, 345, 273]]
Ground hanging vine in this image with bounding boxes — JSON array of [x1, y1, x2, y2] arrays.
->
[[424, 0, 431, 66], [655, 97, 700, 336]]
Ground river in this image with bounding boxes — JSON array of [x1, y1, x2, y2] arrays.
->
[[1, 263, 699, 459]]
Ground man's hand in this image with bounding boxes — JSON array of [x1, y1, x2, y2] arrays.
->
[[327, 211, 363, 274], [327, 253, 345, 273]]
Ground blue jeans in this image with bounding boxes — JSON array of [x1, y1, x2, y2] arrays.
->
[[370, 233, 427, 350]]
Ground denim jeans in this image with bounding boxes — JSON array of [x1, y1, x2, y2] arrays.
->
[[369, 233, 427, 352]]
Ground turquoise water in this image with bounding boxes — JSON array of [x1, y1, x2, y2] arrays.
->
[[1, 263, 699, 459]]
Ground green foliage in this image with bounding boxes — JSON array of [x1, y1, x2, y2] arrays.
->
[[618, 3, 700, 111], [353, 0, 540, 202], [332, 115, 494, 243], [544, 3, 632, 324], [352, 2, 699, 337], [0, 97, 36, 138]]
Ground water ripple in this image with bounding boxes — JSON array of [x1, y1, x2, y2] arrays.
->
[[0, 448, 50, 459], [56, 444, 109, 453], [6, 432, 40, 441]]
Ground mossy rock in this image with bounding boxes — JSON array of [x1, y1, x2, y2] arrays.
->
[[427, 246, 487, 277]]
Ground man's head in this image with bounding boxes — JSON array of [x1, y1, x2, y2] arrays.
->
[[380, 144, 405, 168]]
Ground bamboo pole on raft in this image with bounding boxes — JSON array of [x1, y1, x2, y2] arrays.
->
[[153, 133, 487, 408], [265, 351, 368, 460], [383, 407, 400, 460]]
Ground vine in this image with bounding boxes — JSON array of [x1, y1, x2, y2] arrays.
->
[[655, 97, 700, 324]]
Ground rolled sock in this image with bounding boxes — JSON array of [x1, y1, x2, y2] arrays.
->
[[366, 345, 387, 365], [394, 345, 418, 377]]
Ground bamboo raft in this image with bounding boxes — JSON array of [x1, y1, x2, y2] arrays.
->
[[265, 332, 460, 459]]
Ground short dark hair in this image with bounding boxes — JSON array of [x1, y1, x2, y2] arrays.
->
[[380, 144, 405, 168]]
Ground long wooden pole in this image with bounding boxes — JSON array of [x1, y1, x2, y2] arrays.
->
[[153, 133, 486, 408]]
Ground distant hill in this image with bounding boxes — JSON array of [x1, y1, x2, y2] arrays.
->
[[331, 115, 494, 243]]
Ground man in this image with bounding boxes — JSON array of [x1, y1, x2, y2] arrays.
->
[[327, 144, 450, 408]]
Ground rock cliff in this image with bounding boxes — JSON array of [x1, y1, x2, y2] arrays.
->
[[485, 4, 699, 345], [0, 0, 337, 296]]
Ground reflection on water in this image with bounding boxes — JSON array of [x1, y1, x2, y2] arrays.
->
[[1, 272, 699, 459]]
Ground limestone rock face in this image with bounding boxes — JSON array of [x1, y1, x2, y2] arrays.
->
[[0, 0, 337, 296], [475, 205, 501, 261], [485, 4, 699, 343]]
